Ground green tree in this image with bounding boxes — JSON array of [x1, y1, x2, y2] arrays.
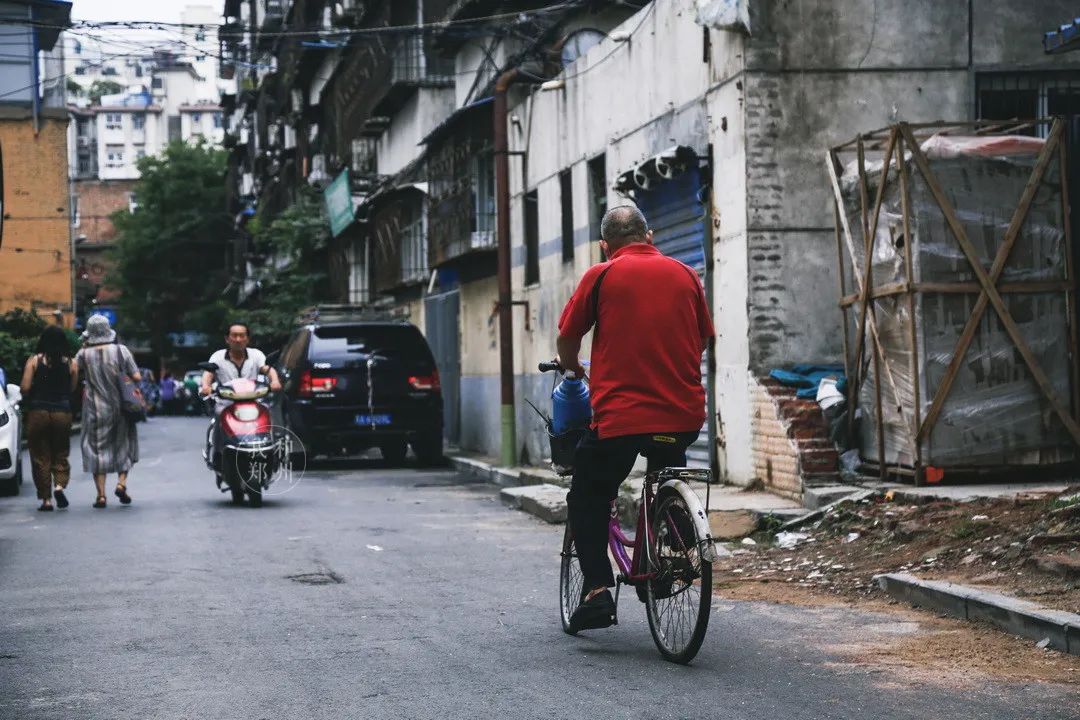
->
[[245, 190, 333, 342], [66, 78, 84, 98], [88, 79, 123, 104], [109, 141, 232, 357]]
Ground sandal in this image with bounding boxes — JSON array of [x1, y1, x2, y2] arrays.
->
[[53, 489, 68, 509], [37, 502, 54, 512], [93, 496, 107, 509], [114, 485, 132, 505]]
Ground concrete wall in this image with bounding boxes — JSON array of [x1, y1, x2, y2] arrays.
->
[[377, 87, 455, 176], [0, 111, 73, 323], [493, 0, 744, 465]]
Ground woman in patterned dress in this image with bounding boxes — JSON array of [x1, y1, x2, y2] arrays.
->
[[76, 315, 141, 508]]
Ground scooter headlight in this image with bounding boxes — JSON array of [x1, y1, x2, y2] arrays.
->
[[233, 405, 260, 422]]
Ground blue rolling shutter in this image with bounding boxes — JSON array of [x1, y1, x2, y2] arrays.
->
[[635, 168, 705, 271]]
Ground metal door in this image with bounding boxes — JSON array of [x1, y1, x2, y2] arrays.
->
[[425, 290, 461, 445], [637, 168, 710, 467]]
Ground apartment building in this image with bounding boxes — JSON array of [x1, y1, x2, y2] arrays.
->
[[222, 0, 1080, 498]]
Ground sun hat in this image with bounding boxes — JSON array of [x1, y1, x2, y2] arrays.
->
[[84, 314, 117, 345]]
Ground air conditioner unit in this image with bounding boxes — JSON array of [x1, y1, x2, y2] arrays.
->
[[76, 136, 91, 148]]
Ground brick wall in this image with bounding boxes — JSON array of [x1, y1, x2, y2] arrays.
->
[[74, 178, 135, 245], [0, 112, 72, 323], [72, 179, 134, 308], [752, 376, 839, 501]]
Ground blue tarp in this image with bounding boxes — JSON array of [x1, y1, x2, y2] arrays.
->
[[769, 364, 846, 400], [1044, 17, 1080, 54]]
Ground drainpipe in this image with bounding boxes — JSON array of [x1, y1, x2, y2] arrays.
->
[[494, 68, 520, 467]]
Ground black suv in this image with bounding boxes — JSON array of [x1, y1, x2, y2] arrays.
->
[[273, 319, 443, 464]]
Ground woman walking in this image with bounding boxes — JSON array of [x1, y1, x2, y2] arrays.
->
[[76, 315, 141, 508], [19, 326, 78, 511]]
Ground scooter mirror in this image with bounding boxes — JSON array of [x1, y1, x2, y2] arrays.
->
[[197, 362, 218, 373]]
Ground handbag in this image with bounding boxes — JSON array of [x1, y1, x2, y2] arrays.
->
[[115, 346, 147, 423]]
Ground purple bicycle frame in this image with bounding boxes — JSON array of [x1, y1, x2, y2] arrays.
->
[[608, 481, 656, 584]]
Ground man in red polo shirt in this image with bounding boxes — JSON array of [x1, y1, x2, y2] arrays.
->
[[557, 204, 714, 632]]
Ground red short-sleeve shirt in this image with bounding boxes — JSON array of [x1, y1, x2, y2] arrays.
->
[[558, 243, 715, 439]]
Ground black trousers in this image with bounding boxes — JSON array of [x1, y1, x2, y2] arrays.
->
[[566, 429, 699, 591]]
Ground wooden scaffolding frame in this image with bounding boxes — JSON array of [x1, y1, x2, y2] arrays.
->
[[826, 119, 1080, 484]]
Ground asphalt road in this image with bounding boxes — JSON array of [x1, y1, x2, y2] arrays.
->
[[0, 417, 1075, 720]]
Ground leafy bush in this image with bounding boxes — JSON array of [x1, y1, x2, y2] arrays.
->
[[0, 310, 79, 386]]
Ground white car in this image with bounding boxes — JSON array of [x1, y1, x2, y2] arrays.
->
[[0, 383, 24, 496]]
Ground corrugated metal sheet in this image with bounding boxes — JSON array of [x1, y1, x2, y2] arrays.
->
[[636, 169, 706, 271]]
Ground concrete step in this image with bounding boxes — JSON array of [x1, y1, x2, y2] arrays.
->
[[802, 484, 863, 510]]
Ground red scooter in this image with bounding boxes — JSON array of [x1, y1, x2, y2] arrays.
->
[[200, 363, 283, 507]]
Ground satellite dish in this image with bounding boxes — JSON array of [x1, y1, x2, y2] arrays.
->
[[561, 29, 606, 67]]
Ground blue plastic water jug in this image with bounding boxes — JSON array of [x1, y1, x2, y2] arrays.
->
[[551, 376, 591, 435]]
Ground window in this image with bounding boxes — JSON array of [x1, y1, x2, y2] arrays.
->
[[77, 153, 94, 176], [351, 137, 377, 176], [128, 192, 139, 214], [71, 194, 79, 227], [191, 112, 202, 124], [105, 145, 125, 168], [348, 237, 370, 303], [132, 113, 145, 131], [400, 202, 428, 284], [524, 189, 539, 285], [560, 169, 574, 263], [76, 118, 90, 137], [134, 64, 143, 78], [72, 40, 81, 55], [134, 145, 146, 161], [74, 65, 85, 75], [105, 113, 122, 130], [168, 115, 181, 141], [587, 154, 607, 247], [471, 152, 495, 245], [151, 77, 163, 90], [101, 65, 117, 76], [213, 112, 223, 129]]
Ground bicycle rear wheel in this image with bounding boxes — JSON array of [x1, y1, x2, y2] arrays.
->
[[645, 489, 712, 664], [559, 524, 584, 635]]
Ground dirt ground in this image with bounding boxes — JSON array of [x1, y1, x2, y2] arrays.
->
[[713, 485, 1080, 614], [714, 581, 1080, 687]]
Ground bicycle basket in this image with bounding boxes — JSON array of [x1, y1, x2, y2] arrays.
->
[[548, 425, 587, 476]]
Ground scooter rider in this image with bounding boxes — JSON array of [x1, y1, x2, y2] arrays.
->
[[201, 323, 282, 462]]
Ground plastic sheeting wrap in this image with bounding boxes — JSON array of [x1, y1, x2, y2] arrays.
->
[[694, 0, 751, 35], [839, 135, 1075, 468]]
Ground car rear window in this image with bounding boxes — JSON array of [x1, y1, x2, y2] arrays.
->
[[310, 325, 434, 364]]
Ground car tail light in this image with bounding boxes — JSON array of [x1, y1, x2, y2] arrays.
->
[[408, 371, 440, 391], [298, 371, 337, 397]]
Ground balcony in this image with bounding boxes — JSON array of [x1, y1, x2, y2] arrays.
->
[[373, 36, 454, 117]]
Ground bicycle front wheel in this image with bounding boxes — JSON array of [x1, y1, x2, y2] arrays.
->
[[645, 490, 712, 664], [559, 524, 584, 635]]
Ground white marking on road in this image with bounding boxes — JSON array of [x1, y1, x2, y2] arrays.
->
[[366, 544, 383, 552], [287, 536, 311, 541]]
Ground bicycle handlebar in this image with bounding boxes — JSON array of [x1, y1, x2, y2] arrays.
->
[[538, 360, 563, 373]]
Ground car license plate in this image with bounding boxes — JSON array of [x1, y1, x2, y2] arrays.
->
[[355, 414, 392, 426]]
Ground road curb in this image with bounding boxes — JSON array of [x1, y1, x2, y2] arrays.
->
[[875, 572, 1080, 656], [448, 453, 570, 523]]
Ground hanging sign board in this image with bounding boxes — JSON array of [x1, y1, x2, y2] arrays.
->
[[325, 169, 354, 237]]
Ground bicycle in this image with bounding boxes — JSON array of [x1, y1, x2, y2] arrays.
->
[[537, 361, 719, 664]]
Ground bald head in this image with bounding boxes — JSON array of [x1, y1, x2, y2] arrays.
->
[[600, 205, 651, 251]]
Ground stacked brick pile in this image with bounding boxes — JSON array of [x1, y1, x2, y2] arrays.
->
[[752, 377, 839, 501]]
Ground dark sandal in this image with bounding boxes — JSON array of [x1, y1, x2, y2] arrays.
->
[[115, 486, 131, 505], [38, 503, 54, 512], [93, 496, 107, 509], [53, 489, 68, 509]]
